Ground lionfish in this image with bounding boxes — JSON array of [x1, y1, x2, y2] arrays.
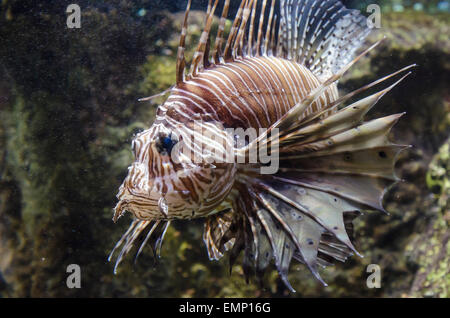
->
[[109, 0, 414, 291]]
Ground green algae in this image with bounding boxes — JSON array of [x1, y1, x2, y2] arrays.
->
[[407, 139, 449, 298]]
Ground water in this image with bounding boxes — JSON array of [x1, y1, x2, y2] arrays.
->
[[0, 0, 448, 298]]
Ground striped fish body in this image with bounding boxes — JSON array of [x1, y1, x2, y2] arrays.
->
[[110, 0, 414, 291], [166, 56, 338, 130]]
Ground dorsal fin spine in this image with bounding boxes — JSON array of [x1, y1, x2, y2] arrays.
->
[[236, 0, 255, 58], [190, 0, 219, 77], [223, 0, 247, 61], [213, 0, 231, 64], [247, 0, 258, 56], [203, 0, 213, 69], [256, 0, 268, 56], [269, 14, 277, 56], [263, 0, 276, 56], [176, 0, 192, 85]]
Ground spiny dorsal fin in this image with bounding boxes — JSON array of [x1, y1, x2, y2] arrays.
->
[[177, 0, 370, 84]]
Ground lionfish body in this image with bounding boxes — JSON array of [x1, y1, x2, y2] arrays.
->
[[110, 0, 413, 291]]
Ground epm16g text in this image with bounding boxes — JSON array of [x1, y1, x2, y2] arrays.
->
[[223, 302, 271, 313]]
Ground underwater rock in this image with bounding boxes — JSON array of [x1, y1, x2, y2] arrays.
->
[[406, 138, 449, 298]]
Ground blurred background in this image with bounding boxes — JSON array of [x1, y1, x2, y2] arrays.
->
[[0, 0, 448, 297]]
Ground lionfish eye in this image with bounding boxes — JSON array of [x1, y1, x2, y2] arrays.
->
[[156, 133, 177, 155], [162, 136, 173, 150]]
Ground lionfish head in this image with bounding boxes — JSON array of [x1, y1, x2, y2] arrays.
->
[[114, 119, 237, 222]]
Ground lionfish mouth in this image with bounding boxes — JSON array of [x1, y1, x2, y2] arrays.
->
[[109, 170, 174, 273], [113, 180, 162, 223], [113, 176, 138, 223]]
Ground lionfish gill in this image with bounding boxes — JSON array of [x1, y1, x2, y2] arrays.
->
[[109, 0, 414, 291]]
